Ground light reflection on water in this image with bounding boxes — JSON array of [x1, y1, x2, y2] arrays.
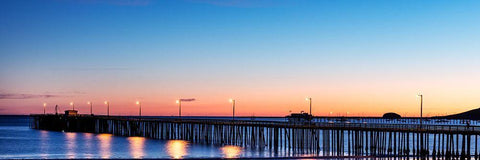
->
[[4, 124, 413, 159], [83, 133, 94, 159], [39, 131, 49, 159], [65, 132, 76, 159], [128, 137, 145, 159], [12, 129, 475, 159], [97, 133, 112, 159], [221, 145, 243, 158], [166, 140, 189, 159]]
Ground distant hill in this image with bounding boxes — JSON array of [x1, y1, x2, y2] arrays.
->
[[434, 108, 480, 120], [382, 112, 401, 119]]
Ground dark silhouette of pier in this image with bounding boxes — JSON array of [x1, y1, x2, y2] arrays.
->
[[31, 114, 480, 159]]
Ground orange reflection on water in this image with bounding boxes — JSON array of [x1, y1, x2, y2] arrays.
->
[[166, 140, 189, 159], [65, 132, 77, 159], [128, 137, 145, 159], [97, 134, 112, 159], [221, 145, 242, 158]]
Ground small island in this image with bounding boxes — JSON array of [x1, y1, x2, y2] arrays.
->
[[382, 112, 401, 119]]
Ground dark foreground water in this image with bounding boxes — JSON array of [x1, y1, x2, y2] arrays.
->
[[0, 116, 305, 159], [0, 116, 240, 159], [1, 115, 478, 159]]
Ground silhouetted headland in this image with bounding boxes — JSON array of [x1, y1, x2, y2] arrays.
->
[[434, 108, 480, 120]]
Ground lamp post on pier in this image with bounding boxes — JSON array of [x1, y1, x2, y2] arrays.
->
[[43, 103, 46, 115], [417, 93, 425, 156], [104, 101, 109, 116], [417, 94, 423, 128], [175, 98, 195, 119], [306, 97, 312, 115], [87, 101, 93, 115], [136, 101, 141, 117], [229, 99, 235, 120], [70, 102, 75, 110], [176, 100, 181, 118]]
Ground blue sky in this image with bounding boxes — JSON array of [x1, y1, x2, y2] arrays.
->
[[1, 0, 480, 116]]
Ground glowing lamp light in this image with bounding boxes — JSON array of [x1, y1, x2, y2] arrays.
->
[[136, 101, 140, 105], [87, 101, 93, 115], [69, 102, 75, 110], [305, 97, 312, 115], [229, 98, 236, 120], [176, 100, 180, 104], [104, 101, 110, 116], [417, 90, 423, 97], [43, 103, 46, 114]]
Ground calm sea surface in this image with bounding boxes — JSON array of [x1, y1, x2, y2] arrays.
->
[[1, 115, 477, 159], [0, 116, 299, 159]]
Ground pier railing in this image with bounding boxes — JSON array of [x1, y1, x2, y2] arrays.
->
[[72, 115, 480, 134]]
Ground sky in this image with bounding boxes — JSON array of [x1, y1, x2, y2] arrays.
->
[[1, 0, 480, 116]]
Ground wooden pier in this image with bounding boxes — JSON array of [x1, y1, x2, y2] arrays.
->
[[30, 114, 480, 159]]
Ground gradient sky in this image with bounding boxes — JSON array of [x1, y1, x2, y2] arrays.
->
[[1, 0, 480, 116]]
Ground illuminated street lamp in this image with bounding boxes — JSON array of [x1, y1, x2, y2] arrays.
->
[[176, 100, 181, 117], [229, 99, 236, 120], [306, 97, 312, 115], [175, 98, 195, 118], [104, 101, 110, 116], [136, 101, 141, 117], [43, 103, 46, 115], [87, 101, 93, 115], [70, 102, 75, 110]]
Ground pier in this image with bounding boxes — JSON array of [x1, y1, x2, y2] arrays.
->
[[31, 114, 480, 159]]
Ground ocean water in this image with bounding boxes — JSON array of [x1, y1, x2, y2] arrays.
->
[[0, 116, 272, 159], [1, 115, 478, 159], [0, 116, 316, 159]]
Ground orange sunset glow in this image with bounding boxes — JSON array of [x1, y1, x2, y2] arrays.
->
[[4, 80, 478, 117]]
